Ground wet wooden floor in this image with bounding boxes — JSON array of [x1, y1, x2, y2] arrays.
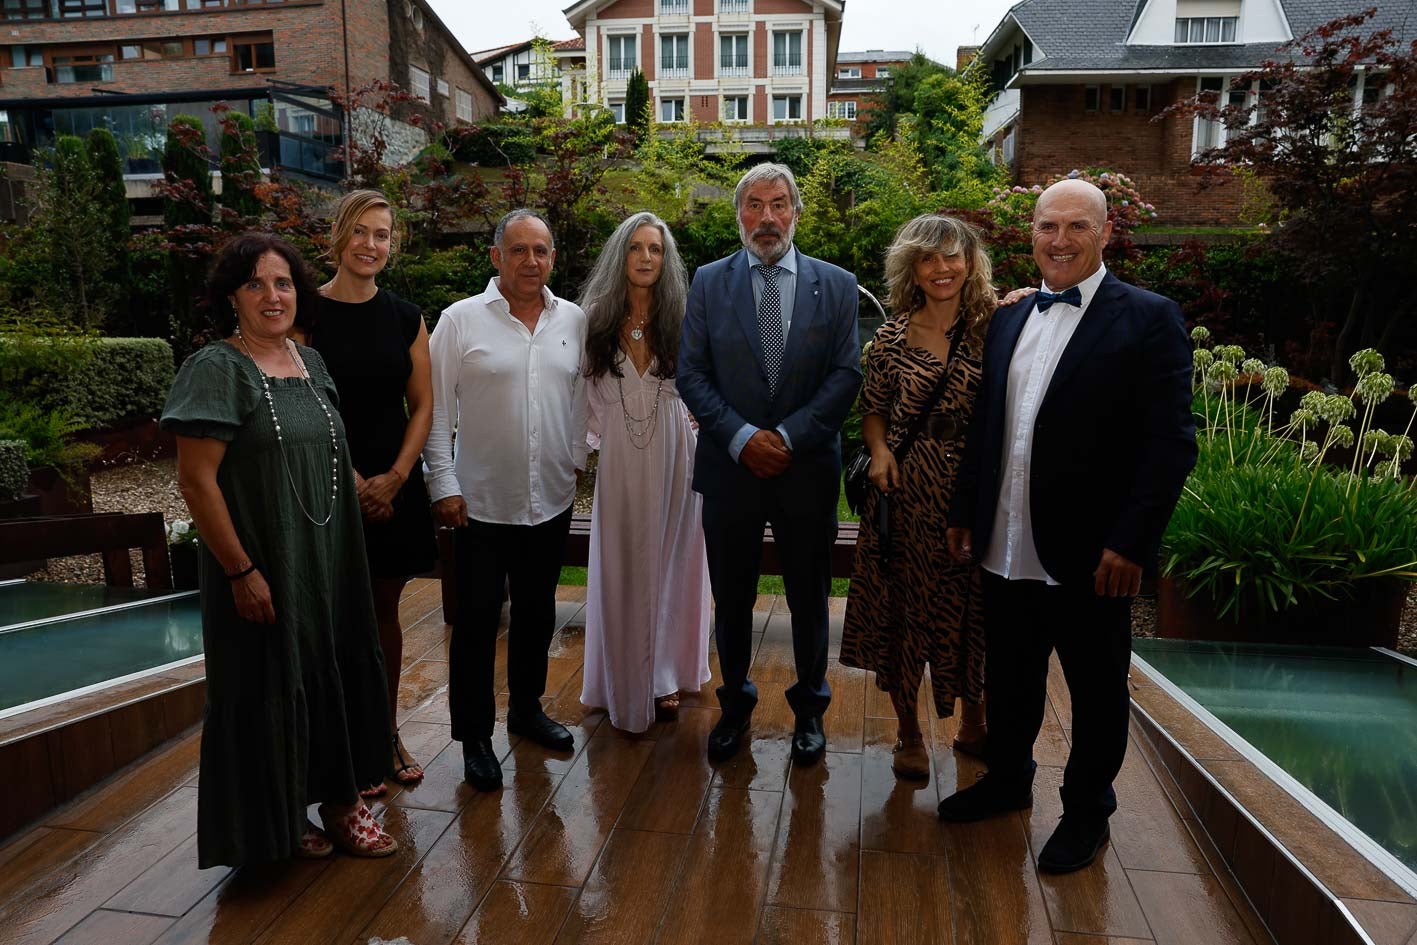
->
[[0, 578, 1271, 945]]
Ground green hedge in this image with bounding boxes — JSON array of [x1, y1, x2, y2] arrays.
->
[[0, 439, 26, 502], [0, 334, 174, 430]]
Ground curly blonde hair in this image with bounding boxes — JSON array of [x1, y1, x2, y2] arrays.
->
[[884, 214, 996, 339]]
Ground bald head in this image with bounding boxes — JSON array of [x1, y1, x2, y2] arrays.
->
[[1031, 178, 1113, 291]]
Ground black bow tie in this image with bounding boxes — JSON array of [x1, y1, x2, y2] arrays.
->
[[1035, 286, 1082, 311]]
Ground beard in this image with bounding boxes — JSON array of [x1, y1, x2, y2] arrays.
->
[[738, 218, 796, 264]]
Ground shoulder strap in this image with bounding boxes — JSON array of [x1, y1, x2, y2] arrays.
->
[[894, 316, 967, 467]]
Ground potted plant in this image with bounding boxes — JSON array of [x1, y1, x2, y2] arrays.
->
[[166, 518, 200, 590], [1158, 334, 1417, 646]]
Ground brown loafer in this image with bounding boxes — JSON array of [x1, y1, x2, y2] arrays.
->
[[891, 734, 930, 780]]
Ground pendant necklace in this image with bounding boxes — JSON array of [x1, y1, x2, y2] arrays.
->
[[235, 327, 340, 526], [625, 310, 649, 342]]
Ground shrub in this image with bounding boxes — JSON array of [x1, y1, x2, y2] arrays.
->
[[0, 402, 100, 481], [0, 331, 175, 430], [0, 439, 26, 502], [387, 246, 495, 329], [446, 123, 536, 166]]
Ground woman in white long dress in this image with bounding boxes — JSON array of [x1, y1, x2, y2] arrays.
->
[[579, 211, 711, 734]]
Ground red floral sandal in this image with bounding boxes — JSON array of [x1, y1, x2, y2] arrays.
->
[[317, 802, 399, 858], [296, 820, 333, 859]]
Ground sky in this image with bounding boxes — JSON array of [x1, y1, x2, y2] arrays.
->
[[439, 0, 1020, 65]]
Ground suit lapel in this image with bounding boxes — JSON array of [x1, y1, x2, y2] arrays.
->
[[725, 250, 765, 367], [1040, 272, 1127, 406], [781, 250, 820, 376]]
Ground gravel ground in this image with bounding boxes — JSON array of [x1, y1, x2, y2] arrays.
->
[[29, 457, 1417, 658]]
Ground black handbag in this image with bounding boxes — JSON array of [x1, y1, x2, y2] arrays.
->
[[843, 318, 966, 516]]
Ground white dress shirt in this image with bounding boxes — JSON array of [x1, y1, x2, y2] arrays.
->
[[982, 264, 1109, 584], [425, 277, 589, 526]]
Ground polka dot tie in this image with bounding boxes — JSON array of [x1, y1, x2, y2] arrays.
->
[[756, 263, 785, 395]]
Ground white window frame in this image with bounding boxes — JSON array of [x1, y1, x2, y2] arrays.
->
[[1174, 16, 1238, 44], [436, 77, 449, 98], [660, 32, 689, 78], [455, 87, 473, 122], [606, 33, 638, 80], [609, 100, 626, 123], [722, 94, 750, 122], [826, 99, 856, 120], [837, 66, 860, 78], [659, 97, 686, 123], [1192, 74, 1256, 156], [771, 93, 802, 122], [409, 65, 430, 101], [719, 32, 749, 77], [771, 29, 804, 76]]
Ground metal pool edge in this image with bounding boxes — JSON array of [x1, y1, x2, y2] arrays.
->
[[0, 654, 205, 726], [0, 589, 199, 635]]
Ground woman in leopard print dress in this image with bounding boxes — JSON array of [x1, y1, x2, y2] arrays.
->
[[840, 214, 995, 781]]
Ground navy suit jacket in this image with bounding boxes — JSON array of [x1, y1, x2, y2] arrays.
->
[[949, 272, 1197, 585], [678, 248, 862, 511]]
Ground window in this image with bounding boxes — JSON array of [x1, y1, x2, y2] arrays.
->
[[231, 34, 275, 72], [722, 95, 748, 121], [0, 111, 14, 144], [720, 33, 748, 76], [120, 44, 142, 59], [1135, 85, 1151, 112], [719, 0, 748, 11], [609, 100, 625, 123], [116, 0, 181, 11], [409, 65, 430, 101], [142, 39, 185, 58], [1084, 85, 1099, 111], [490, 63, 504, 83], [193, 37, 227, 56], [456, 88, 473, 122], [10, 45, 43, 66], [3, 0, 50, 21], [772, 30, 802, 75], [878, 68, 892, 78], [50, 48, 115, 83], [607, 34, 636, 79], [659, 0, 688, 13], [772, 94, 802, 121], [1194, 76, 1224, 151], [837, 66, 860, 78], [58, 0, 104, 16], [1175, 16, 1237, 43], [1109, 85, 1125, 112], [659, 98, 685, 122], [436, 78, 449, 97], [516, 63, 530, 81], [661, 33, 688, 77]]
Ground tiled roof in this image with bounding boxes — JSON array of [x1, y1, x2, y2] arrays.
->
[[553, 37, 586, 51], [837, 49, 915, 63], [1002, 0, 1415, 73], [470, 41, 526, 63]]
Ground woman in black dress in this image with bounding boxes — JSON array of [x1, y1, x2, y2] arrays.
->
[[303, 190, 436, 795]]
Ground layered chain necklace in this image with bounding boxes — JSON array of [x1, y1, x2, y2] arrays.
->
[[618, 313, 663, 450], [235, 327, 340, 526]]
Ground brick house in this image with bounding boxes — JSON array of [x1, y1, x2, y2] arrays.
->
[[826, 48, 910, 133], [974, 0, 1414, 224], [561, 0, 843, 128], [473, 36, 590, 114], [0, 0, 502, 185]]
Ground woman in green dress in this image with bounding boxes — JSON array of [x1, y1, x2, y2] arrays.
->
[[162, 232, 397, 867]]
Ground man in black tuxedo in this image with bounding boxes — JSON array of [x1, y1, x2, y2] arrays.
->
[[938, 179, 1197, 873]]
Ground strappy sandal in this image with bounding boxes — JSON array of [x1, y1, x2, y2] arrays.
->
[[891, 733, 930, 780], [318, 802, 399, 858], [654, 693, 681, 721], [392, 733, 424, 785], [295, 820, 333, 859], [952, 723, 988, 759], [359, 780, 389, 799]]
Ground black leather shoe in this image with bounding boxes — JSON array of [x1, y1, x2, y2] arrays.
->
[[1038, 816, 1110, 873], [937, 776, 1033, 822], [791, 715, 826, 766], [506, 707, 574, 752], [706, 714, 751, 763], [462, 737, 502, 792]]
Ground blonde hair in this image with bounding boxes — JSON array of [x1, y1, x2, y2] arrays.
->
[[325, 189, 399, 269], [884, 214, 997, 339]]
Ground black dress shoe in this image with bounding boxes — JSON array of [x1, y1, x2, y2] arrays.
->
[[937, 776, 1033, 822], [463, 738, 503, 792], [506, 707, 574, 752], [706, 714, 751, 763], [791, 715, 826, 766], [1038, 816, 1110, 873]]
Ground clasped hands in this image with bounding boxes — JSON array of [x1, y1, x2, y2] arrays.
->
[[741, 429, 791, 478], [944, 528, 1142, 598], [356, 469, 406, 523]]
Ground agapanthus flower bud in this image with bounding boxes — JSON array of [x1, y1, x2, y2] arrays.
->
[[1374, 460, 1396, 478], [1300, 390, 1326, 412], [1348, 348, 1385, 378], [1391, 434, 1414, 461], [1356, 371, 1394, 407], [1190, 326, 1211, 344], [1216, 345, 1246, 365], [1328, 424, 1354, 449], [1290, 407, 1317, 428], [1241, 358, 1264, 375], [1301, 441, 1320, 462], [1319, 395, 1355, 424], [1207, 360, 1238, 384], [1193, 349, 1215, 370], [1262, 366, 1289, 398], [1361, 430, 1389, 456]]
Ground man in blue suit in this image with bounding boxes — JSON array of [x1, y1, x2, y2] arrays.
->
[[678, 163, 862, 766], [939, 179, 1197, 872]]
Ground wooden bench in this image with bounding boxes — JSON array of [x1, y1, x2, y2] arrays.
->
[[437, 513, 858, 623], [0, 511, 172, 589]]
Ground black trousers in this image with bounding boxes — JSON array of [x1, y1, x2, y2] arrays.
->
[[447, 505, 573, 742], [981, 571, 1133, 820], [702, 487, 836, 723]]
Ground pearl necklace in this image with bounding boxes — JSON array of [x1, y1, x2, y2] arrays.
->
[[235, 327, 339, 526]]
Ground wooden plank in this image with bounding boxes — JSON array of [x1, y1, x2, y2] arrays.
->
[[858, 849, 954, 945], [940, 815, 1053, 945], [452, 881, 576, 945], [653, 787, 783, 945], [149, 859, 330, 945], [46, 729, 200, 833], [552, 828, 690, 944], [104, 832, 232, 917], [0, 826, 102, 906], [756, 907, 856, 945], [1129, 870, 1260, 945], [765, 752, 862, 913], [52, 909, 171, 945], [616, 707, 717, 834], [859, 718, 948, 856], [821, 661, 866, 753]]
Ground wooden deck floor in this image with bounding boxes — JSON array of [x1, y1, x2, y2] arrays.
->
[[0, 578, 1272, 945]]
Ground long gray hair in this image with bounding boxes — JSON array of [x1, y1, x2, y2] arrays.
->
[[580, 211, 688, 380]]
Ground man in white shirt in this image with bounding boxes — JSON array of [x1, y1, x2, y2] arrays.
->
[[425, 208, 589, 791], [939, 180, 1197, 872]]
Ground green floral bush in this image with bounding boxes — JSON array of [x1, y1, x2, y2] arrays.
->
[[1162, 334, 1417, 618], [0, 439, 26, 502], [0, 329, 174, 430]]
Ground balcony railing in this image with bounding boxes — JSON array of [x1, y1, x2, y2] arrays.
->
[[606, 61, 636, 80], [770, 60, 804, 77], [720, 62, 749, 77], [661, 65, 689, 79], [659, 0, 688, 14], [719, 0, 748, 11]]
